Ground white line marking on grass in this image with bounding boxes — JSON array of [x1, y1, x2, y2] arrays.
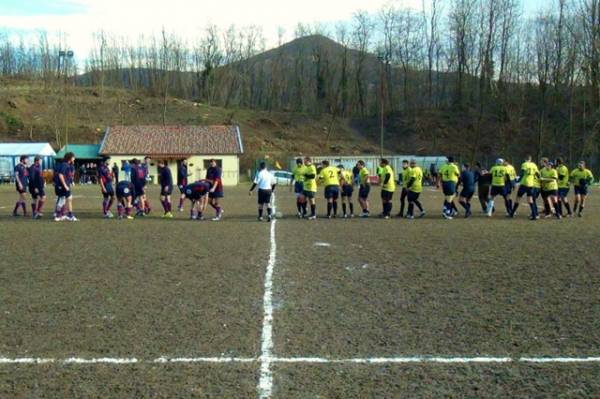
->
[[520, 357, 600, 363], [0, 357, 138, 364], [258, 194, 278, 399], [272, 357, 512, 364], [154, 357, 256, 363]]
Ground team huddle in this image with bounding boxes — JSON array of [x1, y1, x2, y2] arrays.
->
[[290, 156, 595, 221]]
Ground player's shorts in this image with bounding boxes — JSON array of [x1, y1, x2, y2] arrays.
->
[[134, 184, 145, 197], [517, 185, 534, 198], [161, 185, 173, 196], [178, 184, 186, 194], [294, 181, 304, 195], [29, 187, 45, 199], [442, 181, 457, 196], [324, 185, 340, 200], [533, 188, 541, 199], [341, 184, 353, 198], [359, 185, 370, 199], [54, 185, 72, 198], [460, 189, 474, 199], [381, 190, 394, 201], [407, 191, 420, 202], [541, 189, 558, 198], [117, 184, 133, 199], [558, 188, 570, 198], [103, 183, 115, 199], [302, 190, 316, 199], [16, 183, 27, 194], [574, 186, 589, 196], [258, 189, 272, 205], [490, 185, 507, 197], [209, 191, 224, 199], [505, 182, 515, 194]]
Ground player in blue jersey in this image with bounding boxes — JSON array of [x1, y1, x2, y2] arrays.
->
[[177, 160, 190, 212], [457, 163, 475, 218], [158, 160, 174, 218], [53, 152, 77, 222], [99, 158, 115, 218], [28, 156, 46, 219], [116, 180, 135, 220], [13, 155, 30, 216], [185, 179, 212, 220]]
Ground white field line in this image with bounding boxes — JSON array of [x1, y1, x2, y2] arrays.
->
[[258, 193, 277, 399], [3, 356, 600, 365]]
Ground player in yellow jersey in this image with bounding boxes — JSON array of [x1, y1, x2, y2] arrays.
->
[[406, 159, 426, 219], [503, 160, 517, 212], [571, 161, 595, 217], [318, 160, 340, 218], [486, 159, 511, 217], [357, 160, 371, 217], [396, 160, 411, 218], [539, 158, 561, 219], [511, 155, 540, 220], [302, 157, 318, 220], [379, 159, 396, 219], [438, 156, 460, 219], [555, 158, 572, 217], [291, 158, 306, 218], [338, 165, 355, 218]]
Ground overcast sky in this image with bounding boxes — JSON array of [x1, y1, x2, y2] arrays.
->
[[0, 0, 550, 60]]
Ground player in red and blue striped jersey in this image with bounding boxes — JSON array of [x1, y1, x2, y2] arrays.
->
[[177, 160, 190, 212], [185, 179, 212, 220], [99, 159, 115, 218], [53, 152, 77, 222], [13, 155, 30, 217], [28, 156, 46, 219], [116, 180, 135, 220], [207, 159, 224, 221], [157, 160, 174, 218]]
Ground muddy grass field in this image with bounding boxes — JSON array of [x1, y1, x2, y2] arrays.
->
[[0, 183, 599, 397]]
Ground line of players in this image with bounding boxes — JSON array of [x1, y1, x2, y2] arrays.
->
[[11, 153, 226, 221], [290, 156, 595, 220]]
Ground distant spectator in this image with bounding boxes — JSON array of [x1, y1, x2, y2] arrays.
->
[[112, 162, 120, 184], [122, 160, 131, 182], [79, 164, 87, 184], [430, 163, 438, 186]]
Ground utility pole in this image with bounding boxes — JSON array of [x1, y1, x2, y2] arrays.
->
[[377, 51, 387, 158]]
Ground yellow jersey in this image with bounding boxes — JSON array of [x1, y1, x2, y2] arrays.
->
[[519, 161, 539, 188], [292, 164, 305, 183], [340, 170, 353, 186], [381, 165, 396, 192], [540, 167, 558, 191], [319, 166, 340, 186], [556, 165, 569, 188], [401, 167, 411, 189], [533, 170, 541, 189], [359, 167, 370, 185], [303, 164, 318, 192], [490, 165, 508, 187], [440, 163, 460, 183], [408, 166, 423, 193], [505, 164, 517, 182], [571, 168, 594, 187]]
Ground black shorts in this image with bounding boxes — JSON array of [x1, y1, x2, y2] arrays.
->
[[209, 191, 224, 199], [134, 184, 145, 197], [303, 190, 316, 199], [55, 185, 71, 198], [442, 181, 457, 196], [558, 188, 570, 198], [381, 190, 394, 201], [574, 186, 589, 196], [400, 188, 408, 199], [161, 185, 173, 196], [16, 184, 27, 194], [460, 189, 474, 199], [407, 191, 421, 202], [294, 181, 304, 195], [324, 185, 340, 200], [29, 187, 45, 199], [490, 185, 507, 197], [517, 185, 534, 198], [342, 184, 353, 198], [103, 183, 115, 198], [258, 189, 272, 205], [178, 184, 186, 194], [542, 189, 558, 198], [359, 185, 370, 199], [117, 185, 133, 199]]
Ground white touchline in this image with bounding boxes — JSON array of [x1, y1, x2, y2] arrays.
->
[[272, 357, 512, 364], [153, 357, 256, 363], [520, 357, 600, 363], [257, 193, 277, 399]]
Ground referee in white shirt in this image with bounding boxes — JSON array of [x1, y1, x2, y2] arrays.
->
[[249, 162, 277, 221]]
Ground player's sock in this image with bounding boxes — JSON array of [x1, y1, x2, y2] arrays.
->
[[37, 199, 44, 213], [167, 201, 172, 212], [579, 205, 585, 215], [310, 204, 316, 217], [408, 203, 414, 216], [565, 202, 572, 215], [190, 207, 195, 218], [107, 198, 114, 212], [267, 207, 272, 216], [451, 202, 458, 213], [67, 211, 73, 218], [178, 198, 184, 209], [327, 202, 332, 217], [126, 206, 132, 216], [504, 199, 511, 214], [332, 201, 338, 216], [102, 200, 107, 215], [556, 201, 562, 215], [573, 202, 579, 214], [161, 200, 167, 212], [31, 202, 37, 215], [258, 208, 263, 218], [512, 202, 519, 215], [349, 203, 354, 215], [13, 202, 20, 215], [117, 204, 124, 217], [507, 199, 513, 212], [342, 203, 347, 215], [415, 201, 423, 212], [21, 201, 27, 215], [297, 201, 302, 214]]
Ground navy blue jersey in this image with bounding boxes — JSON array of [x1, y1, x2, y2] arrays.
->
[[99, 164, 113, 185], [28, 163, 44, 189], [66, 164, 75, 185], [177, 164, 188, 185], [185, 180, 211, 199], [116, 181, 134, 198], [53, 162, 69, 187], [460, 170, 475, 192], [159, 166, 173, 187], [15, 163, 29, 186]]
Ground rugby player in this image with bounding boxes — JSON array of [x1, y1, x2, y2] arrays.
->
[[338, 165, 355, 218], [116, 180, 135, 220], [98, 158, 115, 218], [177, 160, 190, 212], [28, 156, 46, 219], [130, 159, 147, 216], [302, 157, 318, 220], [475, 163, 492, 213], [396, 160, 411, 218], [571, 161, 594, 217], [379, 159, 395, 219], [356, 160, 371, 217], [504, 160, 517, 213], [207, 159, 224, 221], [319, 160, 340, 218], [141, 156, 152, 214], [438, 156, 460, 219], [540, 158, 561, 219], [458, 163, 475, 218], [158, 160, 174, 218], [487, 159, 511, 217], [13, 155, 29, 217], [185, 179, 212, 220], [406, 160, 425, 219], [511, 155, 540, 220], [555, 158, 572, 217], [249, 162, 277, 221], [53, 152, 77, 222], [291, 158, 306, 218]]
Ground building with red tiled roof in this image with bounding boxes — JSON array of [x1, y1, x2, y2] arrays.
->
[[100, 125, 243, 186]]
